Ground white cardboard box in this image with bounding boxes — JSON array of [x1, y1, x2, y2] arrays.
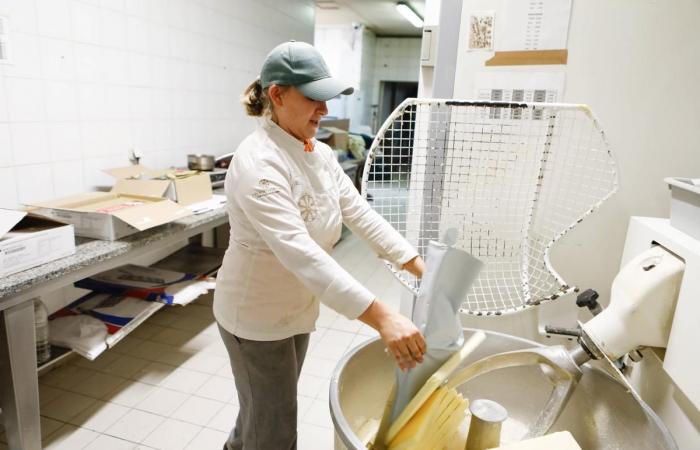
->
[[0, 209, 76, 277], [666, 177, 700, 241], [105, 165, 213, 206], [25, 191, 192, 241]]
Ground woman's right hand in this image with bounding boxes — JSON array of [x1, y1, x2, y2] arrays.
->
[[358, 300, 426, 371]]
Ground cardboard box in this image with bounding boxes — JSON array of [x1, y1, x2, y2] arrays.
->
[[26, 191, 193, 241], [320, 118, 350, 131], [105, 165, 213, 206], [0, 209, 76, 277], [320, 126, 349, 150]]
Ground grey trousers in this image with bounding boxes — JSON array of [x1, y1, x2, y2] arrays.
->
[[218, 324, 310, 450]]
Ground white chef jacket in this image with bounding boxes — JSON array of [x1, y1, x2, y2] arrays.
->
[[213, 118, 418, 341]]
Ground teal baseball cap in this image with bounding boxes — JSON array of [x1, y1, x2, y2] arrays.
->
[[260, 41, 354, 101]]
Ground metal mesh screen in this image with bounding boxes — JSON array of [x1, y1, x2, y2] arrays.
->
[[361, 99, 618, 315]]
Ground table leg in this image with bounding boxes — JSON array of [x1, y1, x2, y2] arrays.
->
[[0, 301, 42, 450]]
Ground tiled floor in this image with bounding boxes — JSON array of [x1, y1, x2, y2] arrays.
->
[[0, 234, 405, 450]]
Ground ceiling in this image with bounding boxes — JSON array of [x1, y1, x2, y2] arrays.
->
[[315, 0, 426, 37]]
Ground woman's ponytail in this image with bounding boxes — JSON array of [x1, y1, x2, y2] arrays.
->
[[241, 78, 269, 117]]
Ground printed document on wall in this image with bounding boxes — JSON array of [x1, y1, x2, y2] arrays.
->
[[500, 0, 573, 51]]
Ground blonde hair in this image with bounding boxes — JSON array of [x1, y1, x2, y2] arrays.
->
[[241, 78, 270, 117]]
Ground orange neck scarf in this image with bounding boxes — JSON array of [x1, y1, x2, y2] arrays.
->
[[303, 139, 314, 153]]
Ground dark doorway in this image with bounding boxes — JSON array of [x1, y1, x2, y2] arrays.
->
[[378, 81, 418, 128]]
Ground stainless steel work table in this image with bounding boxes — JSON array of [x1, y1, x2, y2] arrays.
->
[[0, 206, 228, 450]]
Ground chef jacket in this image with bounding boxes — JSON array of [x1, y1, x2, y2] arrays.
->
[[213, 118, 418, 341]]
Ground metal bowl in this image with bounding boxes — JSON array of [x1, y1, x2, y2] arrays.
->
[[330, 329, 677, 450], [187, 154, 215, 171]]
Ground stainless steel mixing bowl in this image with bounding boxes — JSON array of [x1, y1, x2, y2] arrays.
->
[[330, 329, 677, 450]]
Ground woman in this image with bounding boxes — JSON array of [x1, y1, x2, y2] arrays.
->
[[213, 41, 426, 450]]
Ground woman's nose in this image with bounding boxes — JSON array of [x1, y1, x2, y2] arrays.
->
[[318, 101, 328, 116]]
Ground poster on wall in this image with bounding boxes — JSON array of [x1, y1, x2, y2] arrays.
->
[[468, 11, 495, 51], [499, 0, 573, 51]]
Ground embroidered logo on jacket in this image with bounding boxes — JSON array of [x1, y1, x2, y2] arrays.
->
[[252, 179, 280, 199], [298, 193, 319, 223]]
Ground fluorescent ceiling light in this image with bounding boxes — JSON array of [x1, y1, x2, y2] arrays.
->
[[396, 2, 423, 28]]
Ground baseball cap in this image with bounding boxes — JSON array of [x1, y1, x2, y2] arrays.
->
[[260, 41, 354, 101]]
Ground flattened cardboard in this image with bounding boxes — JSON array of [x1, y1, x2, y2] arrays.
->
[[26, 192, 192, 240], [0, 208, 76, 277]]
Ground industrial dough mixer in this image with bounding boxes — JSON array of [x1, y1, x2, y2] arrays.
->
[[329, 99, 699, 449]]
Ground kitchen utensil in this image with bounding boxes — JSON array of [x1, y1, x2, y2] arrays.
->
[[187, 154, 215, 171]]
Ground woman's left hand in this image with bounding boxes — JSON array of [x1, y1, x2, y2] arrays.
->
[[402, 256, 425, 278]]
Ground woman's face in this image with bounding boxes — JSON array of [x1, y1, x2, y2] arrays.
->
[[269, 85, 328, 142]]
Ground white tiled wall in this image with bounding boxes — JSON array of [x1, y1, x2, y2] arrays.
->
[[0, 0, 315, 209], [372, 36, 421, 100]]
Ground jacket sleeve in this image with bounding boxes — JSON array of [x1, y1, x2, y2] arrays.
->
[[234, 158, 375, 320], [330, 153, 419, 267]]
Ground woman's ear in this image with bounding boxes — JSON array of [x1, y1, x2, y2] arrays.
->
[[268, 84, 284, 108]]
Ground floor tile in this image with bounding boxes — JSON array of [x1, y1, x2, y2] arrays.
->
[[41, 391, 97, 422], [320, 329, 357, 348], [180, 352, 228, 374], [69, 372, 127, 399], [71, 351, 120, 371], [41, 417, 64, 439], [184, 427, 228, 450], [302, 355, 340, 378], [68, 400, 130, 432], [39, 384, 65, 407], [102, 355, 151, 379], [135, 387, 188, 417], [194, 375, 237, 403], [132, 362, 176, 386], [150, 327, 192, 347], [297, 422, 334, 450], [159, 367, 211, 394], [141, 418, 201, 450], [170, 396, 225, 427], [297, 373, 326, 398], [41, 365, 96, 391], [128, 323, 167, 340], [104, 409, 164, 443], [206, 403, 238, 432], [303, 399, 333, 428], [83, 434, 137, 450], [102, 380, 156, 408], [297, 395, 313, 422], [43, 424, 99, 450]]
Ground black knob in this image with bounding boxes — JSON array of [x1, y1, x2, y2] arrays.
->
[[576, 289, 603, 316]]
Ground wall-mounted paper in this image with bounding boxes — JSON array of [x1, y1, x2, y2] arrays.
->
[[500, 0, 572, 51], [468, 11, 495, 51], [474, 71, 565, 119]]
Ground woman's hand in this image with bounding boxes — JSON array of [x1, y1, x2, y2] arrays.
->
[[402, 255, 425, 278], [358, 300, 426, 371]]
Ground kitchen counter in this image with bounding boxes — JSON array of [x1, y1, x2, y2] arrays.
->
[[0, 206, 227, 301], [0, 198, 228, 450]]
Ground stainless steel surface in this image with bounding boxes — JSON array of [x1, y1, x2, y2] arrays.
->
[[187, 154, 215, 171], [446, 345, 582, 439], [330, 329, 677, 450], [0, 301, 42, 450], [466, 399, 507, 450]]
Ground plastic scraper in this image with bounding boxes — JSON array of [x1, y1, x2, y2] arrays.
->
[[373, 233, 485, 448]]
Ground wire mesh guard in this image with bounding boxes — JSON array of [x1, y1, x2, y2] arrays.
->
[[362, 99, 618, 315]]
